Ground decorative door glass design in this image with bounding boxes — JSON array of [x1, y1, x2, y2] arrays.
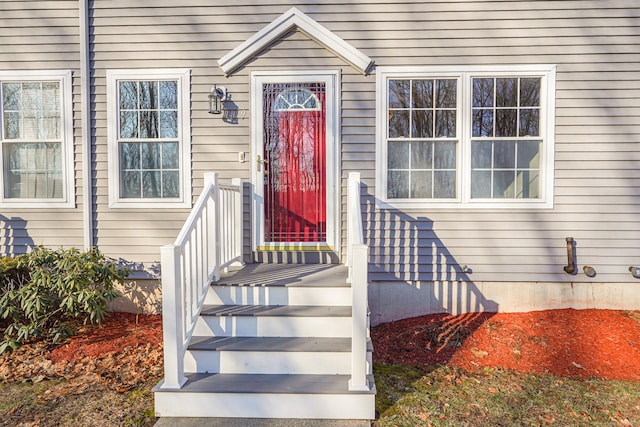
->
[[263, 82, 326, 242]]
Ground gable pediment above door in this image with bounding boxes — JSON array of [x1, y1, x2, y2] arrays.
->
[[218, 7, 374, 76]]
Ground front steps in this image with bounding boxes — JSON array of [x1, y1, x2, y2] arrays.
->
[[154, 263, 375, 420]]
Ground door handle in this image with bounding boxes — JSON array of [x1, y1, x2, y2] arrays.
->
[[257, 155, 268, 171]]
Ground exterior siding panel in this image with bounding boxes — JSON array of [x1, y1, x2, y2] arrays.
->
[[0, 1, 84, 255], [327, 1, 640, 287], [2, 1, 640, 313]]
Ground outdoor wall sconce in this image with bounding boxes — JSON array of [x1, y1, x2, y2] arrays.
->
[[208, 85, 228, 114], [629, 266, 640, 279]]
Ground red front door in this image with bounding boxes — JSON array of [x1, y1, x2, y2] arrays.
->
[[263, 82, 326, 243]]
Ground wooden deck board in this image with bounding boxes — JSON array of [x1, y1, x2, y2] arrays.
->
[[200, 305, 351, 317], [214, 263, 349, 288], [188, 336, 351, 352], [171, 373, 375, 395]]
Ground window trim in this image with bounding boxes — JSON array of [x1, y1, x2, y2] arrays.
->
[[106, 69, 191, 208], [376, 65, 556, 209], [0, 70, 74, 208]]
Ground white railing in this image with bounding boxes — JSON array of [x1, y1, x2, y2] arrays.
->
[[346, 172, 370, 391], [160, 172, 243, 389]]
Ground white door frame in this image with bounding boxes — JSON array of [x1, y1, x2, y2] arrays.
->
[[250, 70, 341, 253]]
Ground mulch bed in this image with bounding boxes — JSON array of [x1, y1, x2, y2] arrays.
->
[[372, 308, 640, 381], [3, 309, 639, 388], [0, 313, 164, 392], [48, 312, 163, 363]]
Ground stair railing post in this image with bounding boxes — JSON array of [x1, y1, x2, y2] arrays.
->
[[349, 242, 370, 391], [346, 173, 358, 282], [205, 173, 221, 282], [232, 177, 243, 264], [204, 173, 216, 282], [160, 244, 187, 389]]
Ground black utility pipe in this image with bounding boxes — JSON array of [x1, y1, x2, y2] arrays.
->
[[563, 237, 577, 275]]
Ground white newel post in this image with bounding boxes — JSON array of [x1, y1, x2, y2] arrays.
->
[[346, 172, 359, 282], [160, 244, 187, 389], [204, 173, 215, 283], [232, 178, 243, 263], [204, 173, 221, 282], [347, 171, 369, 391], [349, 243, 369, 391]]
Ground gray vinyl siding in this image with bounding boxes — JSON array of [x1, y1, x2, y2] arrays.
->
[[0, 1, 84, 256], [90, 2, 252, 266], [348, 1, 640, 285], [90, 0, 640, 282], [89, 3, 355, 266], [4, 0, 640, 288]]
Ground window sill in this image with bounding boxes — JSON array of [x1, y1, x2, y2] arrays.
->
[[109, 199, 191, 209], [376, 197, 553, 210], [0, 199, 75, 209]]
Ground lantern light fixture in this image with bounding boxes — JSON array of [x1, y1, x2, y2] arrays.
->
[[208, 85, 228, 114]]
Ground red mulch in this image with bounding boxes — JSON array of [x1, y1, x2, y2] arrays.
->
[[49, 312, 163, 363], [0, 312, 164, 391], [372, 309, 640, 382], [40, 309, 640, 383]]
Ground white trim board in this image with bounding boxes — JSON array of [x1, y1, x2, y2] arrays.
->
[[375, 64, 556, 210], [219, 7, 374, 76], [0, 70, 75, 209], [106, 69, 192, 209]]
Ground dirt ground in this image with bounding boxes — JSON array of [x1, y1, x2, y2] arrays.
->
[[1, 309, 639, 425]]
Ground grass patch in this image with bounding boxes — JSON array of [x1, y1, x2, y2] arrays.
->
[[2, 364, 640, 425], [0, 380, 63, 416], [374, 363, 640, 426], [0, 380, 156, 426], [374, 363, 429, 415]]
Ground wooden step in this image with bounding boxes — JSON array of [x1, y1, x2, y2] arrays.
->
[[184, 337, 373, 375], [208, 264, 350, 306], [185, 337, 351, 375], [215, 263, 348, 287], [200, 305, 351, 317], [206, 284, 351, 306], [189, 336, 352, 352], [153, 373, 376, 419], [194, 305, 352, 338]]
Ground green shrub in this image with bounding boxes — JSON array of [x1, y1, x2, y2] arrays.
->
[[0, 256, 30, 293], [0, 247, 128, 354]]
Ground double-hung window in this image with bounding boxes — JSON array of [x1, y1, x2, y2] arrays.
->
[[107, 69, 190, 208], [0, 71, 74, 207], [377, 65, 556, 209]]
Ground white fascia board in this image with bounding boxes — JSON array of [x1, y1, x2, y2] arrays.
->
[[218, 7, 374, 76]]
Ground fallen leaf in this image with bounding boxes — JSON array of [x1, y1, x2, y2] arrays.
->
[[540, 414, 556, 425], [4, 403, 24, 417], [471, 348, 488, 359], [31, 375, 45, 383]]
